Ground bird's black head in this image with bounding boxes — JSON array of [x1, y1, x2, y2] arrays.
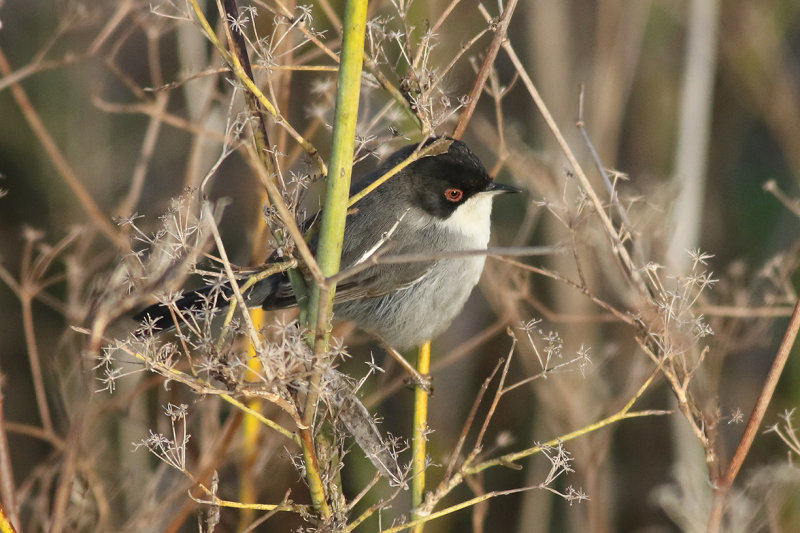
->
[[403, 138, 520, 219]]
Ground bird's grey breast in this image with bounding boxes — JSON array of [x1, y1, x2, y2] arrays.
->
[[334, 195, 494, 350]]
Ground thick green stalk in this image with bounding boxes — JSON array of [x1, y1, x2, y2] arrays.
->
[[300, 0, 369, 516], [308, 0, 369, 335]]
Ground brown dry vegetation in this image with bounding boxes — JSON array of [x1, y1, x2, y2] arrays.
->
[[1, 0, 800, 531]]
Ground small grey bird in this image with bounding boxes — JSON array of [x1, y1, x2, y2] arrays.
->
[[136, 138, 520, 356]]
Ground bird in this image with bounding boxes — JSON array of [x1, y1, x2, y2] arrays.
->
[[136, 137, 520, 373]]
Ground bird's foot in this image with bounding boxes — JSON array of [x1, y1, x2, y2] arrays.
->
[[405, 371, 433, 395]]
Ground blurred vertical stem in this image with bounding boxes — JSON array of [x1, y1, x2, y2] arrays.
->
[[411, 341, 432, 532], [667, 0, 720, 528], [301, 0, 369, 517], [667, 0, 719, 269]]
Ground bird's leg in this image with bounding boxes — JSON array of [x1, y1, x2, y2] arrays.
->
[[383, 344, 433, 395]]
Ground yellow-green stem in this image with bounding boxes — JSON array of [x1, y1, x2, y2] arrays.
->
[[307, 0, 368, 334], [303, 0, 368, 413], [411, 341, 431, 532], [300, 0, 369, 518]]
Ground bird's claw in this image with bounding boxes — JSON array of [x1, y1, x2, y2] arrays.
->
[[405, 373, 433, 395]]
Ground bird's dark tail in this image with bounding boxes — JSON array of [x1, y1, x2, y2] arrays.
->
[[134, 284, 228, 330], [134, 272, 293, 331]]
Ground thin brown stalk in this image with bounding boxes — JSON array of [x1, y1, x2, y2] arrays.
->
[[313, 0, 342, 29], [86, 0, 134, 55], [272, 0, 297, 166], [366, 318, 508, 408], [0, 48, 125, 250], [116, 29, 169, 218], [463, 474, 488, 533], [2, 422, 65, 449], [20, 294, 52, 435], [707, 297, 800, 532], [486, 65, 512, 174], [452, 0, 519, 140], [411, 0, 463, 71], [118, 92, 168, 216], [148, 64, 338, 93], [698, 305, 795, 318], [0, 55, 82, 92], [48, 415, 83, 533], [478, 5, 648, 296], [202, 204, 265, 354], [164, 411, 243, 533], [443, 358, 505, 481], [430, 27, 491, 95], [474, 335, 516, 449], [0, 0, 125, 92], [329, 245, 559, 285], [495, 256, 634, 325], [255, 0, 340, 63], [104, 52, 148, 99], [576, 85, 641, 266], [93, 97, 228, 142]]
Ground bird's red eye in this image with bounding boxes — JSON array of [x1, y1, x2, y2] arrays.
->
[[444, 188, 463, 202]]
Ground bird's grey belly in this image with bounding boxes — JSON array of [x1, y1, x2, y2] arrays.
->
[[334, 255, 487, 351]]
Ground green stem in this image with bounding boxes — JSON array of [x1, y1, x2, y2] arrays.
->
[[307, 0, 369, 333], [300, 0, 369, 517]]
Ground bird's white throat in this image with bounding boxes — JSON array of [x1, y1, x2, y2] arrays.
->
[[439, 192, 494, 247]]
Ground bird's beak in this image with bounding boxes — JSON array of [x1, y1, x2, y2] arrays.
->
[[483, 180, 523, 195]]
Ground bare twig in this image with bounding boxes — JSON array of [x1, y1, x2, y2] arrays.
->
[[707, 297, 800, 532], [0, 48, 125, 250], [452, 0, 519, 140], [116, 28, 169, 219], [443, 358, 506, 481], [477, 5, 648, 296]]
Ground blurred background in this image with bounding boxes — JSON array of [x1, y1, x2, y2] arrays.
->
[[1, 0, 799, 531]]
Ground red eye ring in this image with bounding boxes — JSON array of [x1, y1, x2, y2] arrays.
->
[[444, 188, 463, 202]]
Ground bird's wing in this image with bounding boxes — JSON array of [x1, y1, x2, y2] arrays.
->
[[332, 237, 435, 303]]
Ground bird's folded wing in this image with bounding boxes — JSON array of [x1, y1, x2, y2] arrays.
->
[[332, 240, 434, 302]]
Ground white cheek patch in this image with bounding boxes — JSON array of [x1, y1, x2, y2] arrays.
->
[[440, 193, 493, 247]]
